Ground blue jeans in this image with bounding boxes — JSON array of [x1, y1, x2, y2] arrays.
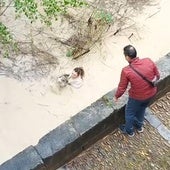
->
[[124, 97, 151, 134]]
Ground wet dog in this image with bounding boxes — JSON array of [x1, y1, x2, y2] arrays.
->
[[57, 74, 70, 87], [50, 74, 70, 94]]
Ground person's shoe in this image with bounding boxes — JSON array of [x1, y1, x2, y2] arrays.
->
[[119, 125, 135, 137], [127, 132, 135, 137], [137, 127, 144, 133], [119, 125, 127, 134]]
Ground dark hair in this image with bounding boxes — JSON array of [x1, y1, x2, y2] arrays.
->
[[74, 67, 85, 79], [123, 45, 137, 59]]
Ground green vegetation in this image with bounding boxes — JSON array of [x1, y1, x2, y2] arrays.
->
[[14, 0, 87, 25], [0, 0, 87, 57], [0, 22, 18, 57], [95, 10, 113, 24]]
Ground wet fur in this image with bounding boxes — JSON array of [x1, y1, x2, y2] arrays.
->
[[57, 74, 70, 87], [50, 74, 70, 94]]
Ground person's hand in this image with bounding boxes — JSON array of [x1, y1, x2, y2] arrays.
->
[[113, 97, 118, 103]]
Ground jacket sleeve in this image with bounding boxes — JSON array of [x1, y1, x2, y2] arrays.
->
[[115, 68, 129, 99]]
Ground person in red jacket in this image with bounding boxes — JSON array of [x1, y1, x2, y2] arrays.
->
[[114, 45, 160, 137]]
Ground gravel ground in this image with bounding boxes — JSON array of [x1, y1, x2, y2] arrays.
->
[[64, 92, 170, 170]]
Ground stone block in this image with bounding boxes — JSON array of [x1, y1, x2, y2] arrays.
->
[[157, 124, 170, 141], [145, 113, 162, 128], [70, 105, 107, 135], [0, 146, 45, 170], [35, 120, 80, 169]]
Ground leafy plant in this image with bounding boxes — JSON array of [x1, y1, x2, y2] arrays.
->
[[0, 22, 18, 57], [14, 0, 87, 25], [14, 0, 38, 21], [95, 10, 113, 24], [0, 22, 13, 44], [102, 96, 113, 108], [66, 48, 74, 57]]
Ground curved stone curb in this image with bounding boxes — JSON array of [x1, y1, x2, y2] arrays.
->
[[145, 109, 170, 143], [0, 54, 170, 170]]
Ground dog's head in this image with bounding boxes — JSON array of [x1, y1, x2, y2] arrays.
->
[[57, 74, 69, 87]]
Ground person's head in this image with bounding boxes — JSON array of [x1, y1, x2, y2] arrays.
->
[[123, 45, 137, 62], [71, 67, 85, 79]]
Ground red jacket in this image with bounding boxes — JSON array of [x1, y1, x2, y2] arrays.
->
[[115, 57, 160, 100]]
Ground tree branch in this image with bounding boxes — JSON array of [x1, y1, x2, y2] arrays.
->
[[0, 0, 13, 16]]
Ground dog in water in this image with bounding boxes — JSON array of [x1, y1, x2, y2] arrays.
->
[[57, 74, 70, 88], [56, 67, 84, 88], [50, 67, 84, 94], [49, 74, 69, 94]]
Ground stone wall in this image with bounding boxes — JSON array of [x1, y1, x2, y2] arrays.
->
[[0, 53, 170, 170]]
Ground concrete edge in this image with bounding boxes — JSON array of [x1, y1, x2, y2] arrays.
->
[[0, 146, 46, 170], [145, 109, 170, 142], [0, 53, 170, 170]]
